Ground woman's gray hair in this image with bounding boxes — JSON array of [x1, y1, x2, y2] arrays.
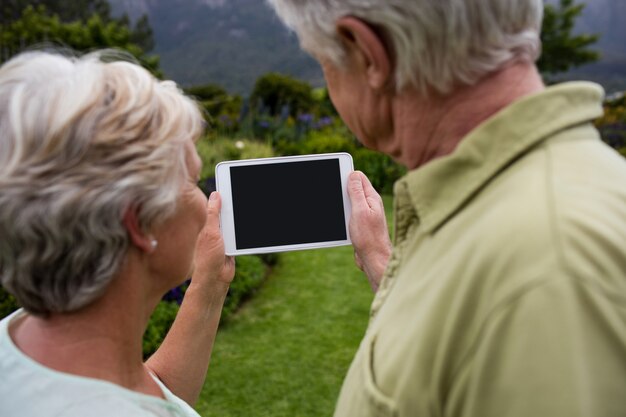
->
[[0, 51, 204, 315], [266, 0, 543, 94]]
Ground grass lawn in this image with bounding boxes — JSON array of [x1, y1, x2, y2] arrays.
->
[[195, 195, 393, 417]]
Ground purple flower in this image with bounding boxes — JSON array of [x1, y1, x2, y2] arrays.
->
[[310, 116, 334, 130], [298, 113, 314, 124], [219, 114, 233, 127], [320, 116, 333, 125], [162, 280, 191, 305]]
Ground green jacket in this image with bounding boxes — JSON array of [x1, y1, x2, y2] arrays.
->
[[335, 83, 626, 417]]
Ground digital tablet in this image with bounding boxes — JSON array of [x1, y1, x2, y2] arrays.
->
[[216, 152, 353, 256]]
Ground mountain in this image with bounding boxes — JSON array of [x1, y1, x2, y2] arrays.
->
[[109, 0, 626, 95], [109, 0, 322, 95]]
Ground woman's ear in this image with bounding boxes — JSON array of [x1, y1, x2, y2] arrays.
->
[[336, 16, 393, 90], [123, 207, 157, 253]]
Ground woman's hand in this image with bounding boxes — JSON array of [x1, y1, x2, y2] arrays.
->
[[348, 171, 392, 292], [190, 192, 235, 293], [147, 191, 235, 405]]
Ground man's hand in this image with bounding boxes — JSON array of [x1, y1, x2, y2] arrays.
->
[[348, 171, 392, 292]]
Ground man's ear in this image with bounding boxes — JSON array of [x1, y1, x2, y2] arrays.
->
[[123, 206, 155, 253], [336, 16, 392, 90]]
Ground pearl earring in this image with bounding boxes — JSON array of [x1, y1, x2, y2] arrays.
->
[[150, 239, 158, 251]]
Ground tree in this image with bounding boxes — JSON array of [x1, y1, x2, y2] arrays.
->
[[1, 0, 112, 25], [251, 73, 314, 117], [185, 83, 242, 121], [130, 14, 154, 53], [539, 0, 600, 75], [0, 4, 159, 74]]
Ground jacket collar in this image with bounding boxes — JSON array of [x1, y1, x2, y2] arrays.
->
[[395, 82, 605, 234]]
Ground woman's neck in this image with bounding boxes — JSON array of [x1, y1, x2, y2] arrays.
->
[[9, 255, 164, 397]]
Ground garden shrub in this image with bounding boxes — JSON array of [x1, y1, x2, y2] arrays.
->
[[275, 128, 406, 194], [250, 73, 314, 117], [258, 253, 280, 267], [222, 255, 268, 320], [143, 254, 272, 356], [596, 94, 626, 153], [196, 137, 274, 180], [143, 300, 180, 358], [353, 148, 407, 194], [312, 87, 339, 118], [0, 286, 20, 320], [273, 138, 302, 156], [300, 130, 358, 155], [184, 83, 242, 122]]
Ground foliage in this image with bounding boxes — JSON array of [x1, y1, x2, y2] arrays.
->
[[196, 137, 275, 181], [142, 300, 180, 358], [257, 253, 280, 267], [186, 83, 230, 102], [185, 84, 243, 134], [539, 0, 599, 76], [0, 286, 20, 320], [250, 72, 314, 117], [299, 129, 358, 155], [353, 148, 407, 194], [275, 127, 406, 193], [1, 0, 111, 25], [596, 93, 626, 154], [312, 87, 339, 118], [1, 0, 154, 52], [0, 5, 159, 74], [144, 254, 272, 357], [127, 14, 154, 52], [237, 111, 334, 144], [221, 256, 268, 320]]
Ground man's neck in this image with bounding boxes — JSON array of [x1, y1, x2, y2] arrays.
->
[[392, 63, 545, 170]]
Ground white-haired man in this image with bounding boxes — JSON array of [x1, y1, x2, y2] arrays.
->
[[268, 1, 626, 416]]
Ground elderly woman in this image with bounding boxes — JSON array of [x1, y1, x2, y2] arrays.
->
[[268, 1, 626, 417], [0, 51, 234, 416]]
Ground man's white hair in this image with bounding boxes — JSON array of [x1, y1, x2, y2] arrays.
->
[[267, 0, 543, 94], [0, 51, 204, 315]]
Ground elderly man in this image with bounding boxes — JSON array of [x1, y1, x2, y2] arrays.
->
[[268, 1, 626, 416]]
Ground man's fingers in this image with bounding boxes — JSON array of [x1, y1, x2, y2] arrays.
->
[[358, 171, 376, 197], [348, 171, 365, 200], [349, 171, 383, 213]]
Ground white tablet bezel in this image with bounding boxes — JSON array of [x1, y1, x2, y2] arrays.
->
[[216, 152, 353, 256]]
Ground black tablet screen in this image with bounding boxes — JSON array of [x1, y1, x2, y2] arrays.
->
[[230, 158, 347, 250]]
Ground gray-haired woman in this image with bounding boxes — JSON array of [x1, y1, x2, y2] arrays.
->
[[0, 51, 235, 417]]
